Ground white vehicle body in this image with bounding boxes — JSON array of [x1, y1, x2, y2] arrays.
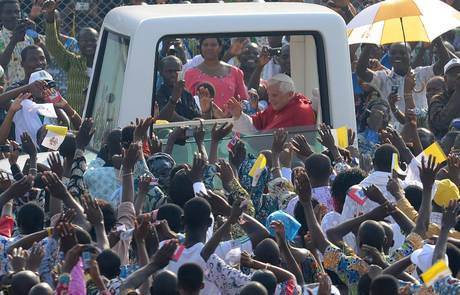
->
[[84, 2, 355, 148]]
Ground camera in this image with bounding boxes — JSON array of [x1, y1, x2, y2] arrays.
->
[[268, 47, 282, 57]]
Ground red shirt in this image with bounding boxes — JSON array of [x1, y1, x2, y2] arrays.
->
[[252, 93, 316, 131]]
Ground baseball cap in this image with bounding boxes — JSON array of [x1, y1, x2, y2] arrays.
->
[[433, 179, 460, 208], [411, 244, 449, 272], [450, 118, 460, 131], [29, 70, 53, 84], [444, 58, 460, 74]]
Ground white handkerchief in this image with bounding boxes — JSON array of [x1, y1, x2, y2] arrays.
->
[[21, 100, 57, 118]]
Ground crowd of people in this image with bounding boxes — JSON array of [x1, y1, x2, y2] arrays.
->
[[0, 0, 459, 294]]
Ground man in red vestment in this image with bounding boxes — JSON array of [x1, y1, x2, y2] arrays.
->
[[226, 74, 316, 133]]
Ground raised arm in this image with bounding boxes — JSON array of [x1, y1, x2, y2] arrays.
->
[[271, 129, 287, 179], [295, 170, 331, 253], [432, 37, 451, 76], [210, 123, 233, 165], [433, 200, 460, 264], [414, 156, 441, 238], [82, 193, 109, 250], [43, 1, 78, 72], [121, 142, 140, 204], [120, 240, 177, 292], [356, 44, 375, 83], [0, 94, 28, 144]]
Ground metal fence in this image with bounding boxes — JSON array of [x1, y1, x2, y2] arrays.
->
[[20, 0, 158, 37]]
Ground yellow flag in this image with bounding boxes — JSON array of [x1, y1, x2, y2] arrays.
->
[[391, 153, 405, 175], [416, 142, 447, 165], [45, 125, 68, 136], [421, 259, 451, 286], [331, 126, 349, 149], [155, 120, 169, 125], [249, 154, 266, 177]]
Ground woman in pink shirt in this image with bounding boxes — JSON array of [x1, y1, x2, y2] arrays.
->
[[185, 38, 248, 110]]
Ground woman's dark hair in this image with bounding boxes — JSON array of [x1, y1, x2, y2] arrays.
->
[[199, 37, 223, 48], [404, 185, 423, 211], [158, 204, 184, 233], [331, 168, 367, 213]]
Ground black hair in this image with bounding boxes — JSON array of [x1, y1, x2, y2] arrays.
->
[[17, 203, 44, 235], [373, 144, 398, 173], [59, 134, 76, 159], [159, 55, 182, 71], [97, 250, 121, 279], [183, 198, 211, 231], [404, 185, 423, 211], [251, 270, 277, 295], [446, 243, 460, 277], [358, 273, 372, 295], [358, 97, 390, 133], [10, 270, 40, 295], [151, 270, 178, 295], [240, 282, 268, 295], [20, 45, 42, 63], [158, 203, 184, 233], [178, 263, 203, 293], [304, 154, 332, 183], [331, 168, 367, 213], [169, 171, 194, 208], [76, 27, 98, 40], [29, 282, 54, 295], [254, 238, 280, 266], [199, 37, 223, 48], [358, 220, 386, 251], [170, 164, 189, 180], [0, 0, 19, 15], [370, 275, 399, 295], [98, 199, 117, 233]]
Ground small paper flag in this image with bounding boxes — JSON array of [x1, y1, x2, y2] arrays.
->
[[416, 142, 447, 165], [331, 126, 349, 149], [155, 120, 169, 125], [227, 132, 240, 151], [421, 259, 451, 286], [391, 153, 406, 175], [249, 154, 266, 187], [41, 125, 68, 150]]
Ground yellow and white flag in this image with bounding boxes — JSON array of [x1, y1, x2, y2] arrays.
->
[[249, 154, 266, 187], [331, 126, 349, 149], [154, 120, 169, 125], [415, 142, 447, 165], [42, 125, 68, 150], [421, 259, 451, 287], [391, 153, 406, 175]]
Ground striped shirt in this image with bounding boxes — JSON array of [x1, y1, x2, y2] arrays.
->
[[45, 21, 89, 115]]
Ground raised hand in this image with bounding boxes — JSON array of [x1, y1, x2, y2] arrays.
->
[[189, 152, 206, 183], [194, 120, 205, 145], [290, 134, 313, 159], [76, 118, 95, 150], [134, 216, 151, 242], [148, 132, 162, 155], [42, 172, 67, 199], [20, 132, 37, 158], [225, 97, 243, 119], [47, 153, 64, 179], [151, 239, 178, 268], [134, 117, 154, 143], [138, 175, 153, 195], [8, 247, 28, 272], [9, 93, 30, 114], [317, 124, 337, 151], [7, 141, 20, 166], [27, 242, 45, 272], [211, 123, 233, 143], [228, 198, 245, 224], [198, 86, 213, 113], [272, 129, 288, 155], [82, 193, 103, 225], [197, 190, 231, 217], [360, 244, 387, 266], [42, 0, 58, 22], [216, 159, 235, 186], [240, 251, 254, 268], [229, 140, 246, 169], [123, 142, 141, 171], [419, 155, 442, 189], [387, 171, 404, 201], [30, 0, 45, 19], [363, 184, 387, 205], [294, 170, 312, 204], [57, 222, 78, 254], [5, 175, 34, 199], [258, 47, 271, 68], [316, 273, 332, 295], [171, 80, 185, 104]]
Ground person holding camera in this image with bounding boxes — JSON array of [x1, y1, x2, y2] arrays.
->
[[428, 58, 460, 139], [0, 0, 47, 88]]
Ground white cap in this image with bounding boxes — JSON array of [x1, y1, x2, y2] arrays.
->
[[410, 244, 449, 272], [444, 58, 460, 74], [29, 70, 53, 84]]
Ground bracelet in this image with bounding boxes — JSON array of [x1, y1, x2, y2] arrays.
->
[[122, 172, 134, 177]]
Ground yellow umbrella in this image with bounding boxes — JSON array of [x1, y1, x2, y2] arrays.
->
[[347, 0, 460, 45]]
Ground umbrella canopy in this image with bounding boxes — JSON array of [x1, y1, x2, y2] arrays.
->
[[347, 0, 460, 45]]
